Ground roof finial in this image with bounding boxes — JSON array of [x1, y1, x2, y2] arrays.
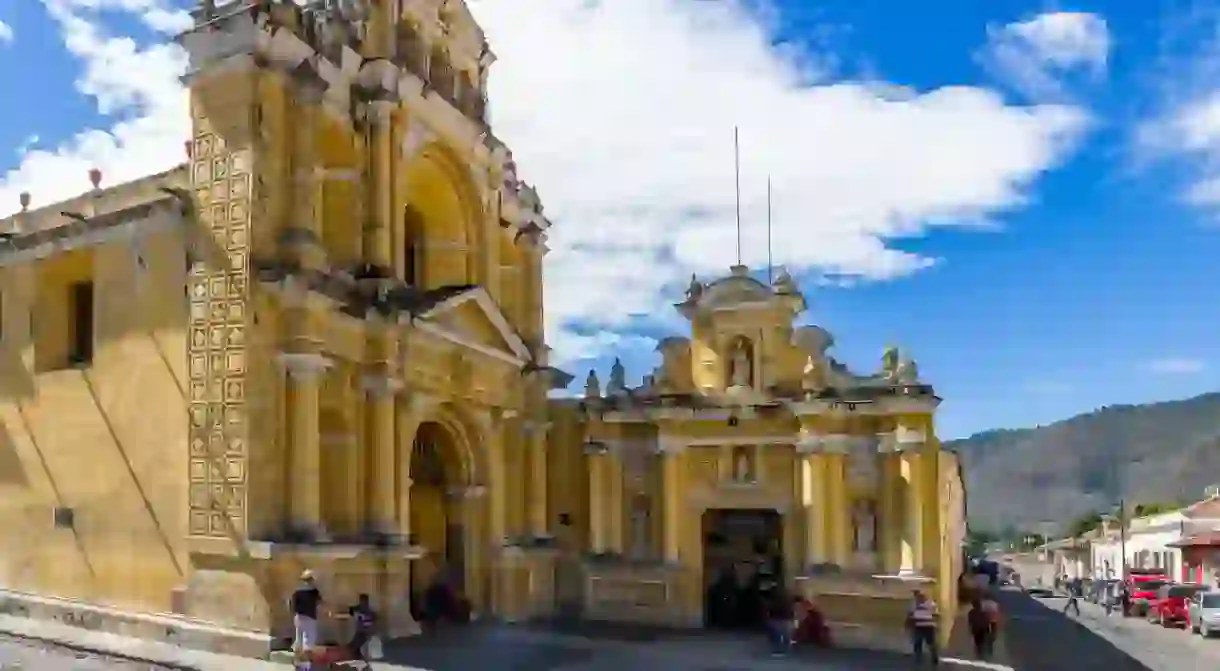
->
[[19, 192, 30, 212], [88, 168, 103, 191]]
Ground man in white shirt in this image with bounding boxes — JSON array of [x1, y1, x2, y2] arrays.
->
[[906, 589, 939, 667]]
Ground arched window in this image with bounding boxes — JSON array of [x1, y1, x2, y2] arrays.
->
[[403, 205, 425, 286]]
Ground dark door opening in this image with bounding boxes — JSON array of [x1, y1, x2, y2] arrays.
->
[[703, 508, 783, 630], [68, 281, 94, 365]]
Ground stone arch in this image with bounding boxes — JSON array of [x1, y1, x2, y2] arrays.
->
[[405, 401, 490, 606], [400, 141, 484, 289]]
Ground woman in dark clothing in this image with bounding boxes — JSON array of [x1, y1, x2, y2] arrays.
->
[[967, 598, 994, 659]]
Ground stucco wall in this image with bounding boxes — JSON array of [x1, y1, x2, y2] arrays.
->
[[0, 185, 189, 615]]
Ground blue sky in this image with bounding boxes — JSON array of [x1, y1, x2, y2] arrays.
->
[[2, 0, 1219, 439]]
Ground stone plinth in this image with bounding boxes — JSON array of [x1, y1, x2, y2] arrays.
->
[[581, 559, 695, 628], [795, 570, 936, 653]]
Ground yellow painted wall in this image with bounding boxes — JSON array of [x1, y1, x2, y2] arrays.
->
[[0, 178, 191, 614]]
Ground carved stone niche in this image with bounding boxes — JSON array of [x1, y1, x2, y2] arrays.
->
[[846, 436, 880, 490]]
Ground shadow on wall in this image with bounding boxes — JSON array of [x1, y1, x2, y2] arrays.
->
[[0, 424, 29, 487]]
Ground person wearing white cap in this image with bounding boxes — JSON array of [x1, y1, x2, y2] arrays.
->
[[291, 570, 325, 668]]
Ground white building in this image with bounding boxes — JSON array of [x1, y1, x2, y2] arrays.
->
[[1088, 495, 1220, 582]]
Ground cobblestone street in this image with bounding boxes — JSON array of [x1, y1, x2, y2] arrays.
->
[[0, 634, 173, 670]]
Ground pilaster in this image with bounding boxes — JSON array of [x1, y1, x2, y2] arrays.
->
[[361, 372, 402, 533], [657, 436, 686, 563], [897, 419, 928, 576], [288, 84, 326, 270], [823, 436, 851, 566], [607, 447, 625, 555], [525, 421, 551, 538], [796, 437, 829, 567], [365, 99, 395, 277], [278, 352, 331, 540], [585, 441, 610, 554], [876, 432, 903, 573]]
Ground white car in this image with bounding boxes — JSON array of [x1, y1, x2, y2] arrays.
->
[[1187, 590, 1220, 637]]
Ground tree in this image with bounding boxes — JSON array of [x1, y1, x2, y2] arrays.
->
[[1067, 510, 1104, 538], [1132, 502, 1178, 517]]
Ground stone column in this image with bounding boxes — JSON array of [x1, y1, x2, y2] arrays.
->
[[361, 373, 402, 533], [658, 438, 686, 563], [280, 352, 330, 540], [525, 420, 550, 539], [797, 436, 829, 568], [289, 85, 326, 270], [898, 421, 928, 575], [365, 100, 395, 277], [823, 439, 851, 566], [585, 442, 610, 554], [877, 432, 904, 573]]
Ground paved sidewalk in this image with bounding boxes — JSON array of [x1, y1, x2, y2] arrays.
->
[[0, 613, 428, 670]]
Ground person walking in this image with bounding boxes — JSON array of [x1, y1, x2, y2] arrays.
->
[[906, 589, 939, 667], [1063, 577, 1082, 616], [290, 570, 326, 670]]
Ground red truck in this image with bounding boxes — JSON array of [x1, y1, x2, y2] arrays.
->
[[1148, 583, 1209, 627], [1126, 569, 1169, 617]]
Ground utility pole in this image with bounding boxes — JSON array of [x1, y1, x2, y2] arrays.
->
[[1118, 497, 1127, 582]]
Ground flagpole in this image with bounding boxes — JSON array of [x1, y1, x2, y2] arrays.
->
[[766, 176, 773, 284], [734, 127, 742, 267]]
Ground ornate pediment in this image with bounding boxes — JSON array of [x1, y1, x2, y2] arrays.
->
[[416, 287, 530, 366]]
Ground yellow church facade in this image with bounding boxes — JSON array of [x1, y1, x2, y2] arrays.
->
[[547, 265, 967, 648], [0, 0, 965, 658]]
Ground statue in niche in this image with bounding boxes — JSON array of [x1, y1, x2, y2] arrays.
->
[[852, 499, 877, 553], [607, 358, 627, 395], [731, 446, 755, 483], [728, 337, 754, 388], [584, 369, 600, 398]]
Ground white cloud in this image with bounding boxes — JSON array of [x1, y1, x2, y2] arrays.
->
[[475, 0, 1090, 363], [2, 0, 1092, 368], [978, 12, 1111, 101], [1144, 357, 1206, 375], [0, 0, 189, 210], [0, 20, 13, 44]]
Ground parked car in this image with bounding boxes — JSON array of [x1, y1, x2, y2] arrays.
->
[[1148, 583, 1207, 627], [1126, 571, 1169, 617], [1026, 585, 1055, 598], [1188, 590, 1220, 636]]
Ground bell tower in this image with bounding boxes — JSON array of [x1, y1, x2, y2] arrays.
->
[[675, 264, 806, 397]]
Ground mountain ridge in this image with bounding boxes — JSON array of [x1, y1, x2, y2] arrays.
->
[[949, 391, 1220, 532]]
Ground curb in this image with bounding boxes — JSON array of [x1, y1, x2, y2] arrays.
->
[[0, 629, 202, 670]]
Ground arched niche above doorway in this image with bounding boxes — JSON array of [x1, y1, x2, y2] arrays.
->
[[400, 143, 483, 289]]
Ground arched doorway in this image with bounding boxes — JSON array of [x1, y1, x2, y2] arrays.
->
[[408, 421, 468, 612]]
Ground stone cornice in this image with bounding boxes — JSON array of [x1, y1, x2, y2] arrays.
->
[[787, 396, 940, 416]]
